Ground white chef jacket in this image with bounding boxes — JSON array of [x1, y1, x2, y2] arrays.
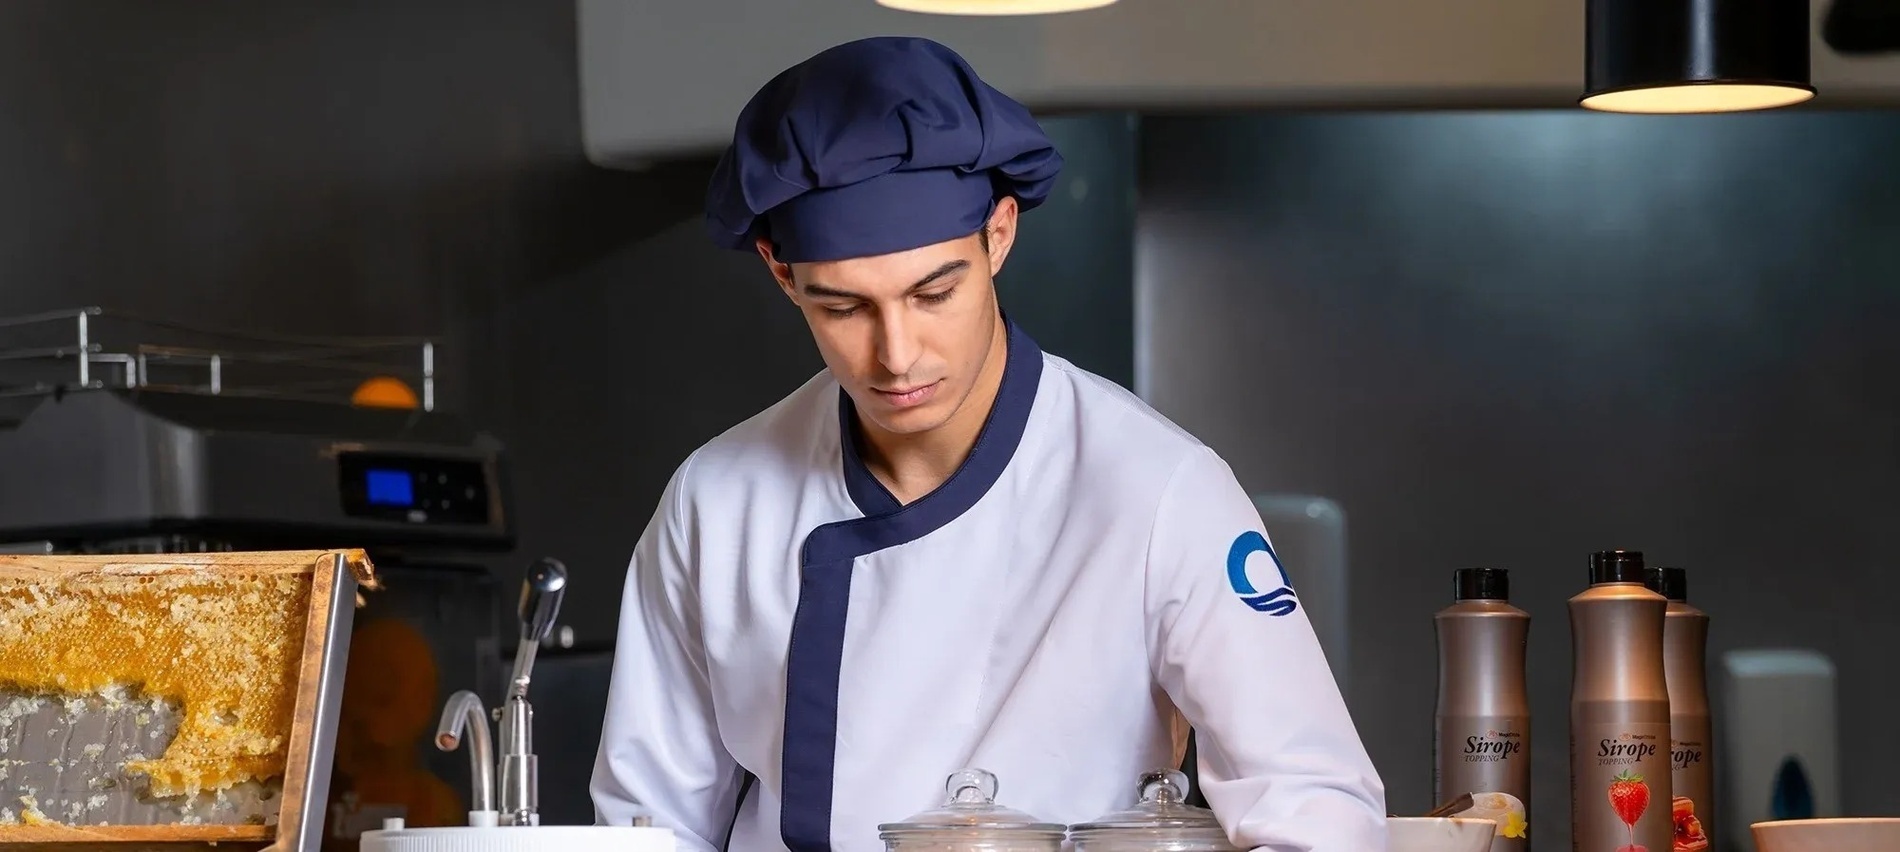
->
[[591, 321, 1386, 851]]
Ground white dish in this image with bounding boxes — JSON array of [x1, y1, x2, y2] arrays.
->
[[1751, 817, 1900, 852], [1386, 816, 1497, 852]]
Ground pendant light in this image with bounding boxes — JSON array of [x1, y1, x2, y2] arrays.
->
[[1581, 0, 1815, 113], [875, 0, 1118, 14]]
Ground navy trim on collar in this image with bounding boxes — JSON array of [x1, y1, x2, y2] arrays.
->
[[837, 397, 902, 518], [777, 317, 1043, 852]]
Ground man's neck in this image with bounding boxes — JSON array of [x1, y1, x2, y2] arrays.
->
[[857, 319, 1010, 506]]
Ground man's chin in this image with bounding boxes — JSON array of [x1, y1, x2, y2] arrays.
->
[[860, 400, 953, 436]]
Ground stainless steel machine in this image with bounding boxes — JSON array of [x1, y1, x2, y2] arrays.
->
[[0, 307, 523, 848], [0, 307, 509, 555]]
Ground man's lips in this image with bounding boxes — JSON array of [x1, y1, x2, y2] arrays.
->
[[873, 380, 941, 409]]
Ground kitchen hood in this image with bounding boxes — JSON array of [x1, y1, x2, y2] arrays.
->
[[578, 0, 1900, 166]]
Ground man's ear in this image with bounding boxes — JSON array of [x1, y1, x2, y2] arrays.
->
[[983, 196, 1020, 277], [756, 237, 797, 301]]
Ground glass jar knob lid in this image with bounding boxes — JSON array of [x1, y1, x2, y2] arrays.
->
[[877, 767, 1066, 838], [1070, 768, 1237, 845]]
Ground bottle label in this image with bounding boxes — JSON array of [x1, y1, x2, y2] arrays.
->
[[1572, 723, 1672, 852], [1436, 715, 1530, 852], [1671, 716, 1713, 852]]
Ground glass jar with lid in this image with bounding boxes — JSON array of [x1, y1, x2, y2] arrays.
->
[[877, 767, 1067, 851], [1067, 768, 1241, 852]]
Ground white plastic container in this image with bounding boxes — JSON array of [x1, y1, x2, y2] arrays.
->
[[1720, 649, 1840, 851], [359, 819, 675, 852]]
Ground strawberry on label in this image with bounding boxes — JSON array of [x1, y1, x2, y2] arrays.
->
[[1608, 768, 1652, 852], [1609, 769, 1651, 826]]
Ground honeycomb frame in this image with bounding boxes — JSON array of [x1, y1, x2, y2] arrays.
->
[[0, 550, 375, 851]]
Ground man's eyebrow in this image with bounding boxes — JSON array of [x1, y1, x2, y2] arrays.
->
[[801, 260, 970, 300]]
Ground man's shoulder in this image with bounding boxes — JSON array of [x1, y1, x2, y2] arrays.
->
[[1036, 358, 1262, 559], [1039, 353, 1210, 470], [669, 370, 837, 500]]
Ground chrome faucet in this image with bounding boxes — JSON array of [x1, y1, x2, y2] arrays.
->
[[433, 557, 569, 828], [435, 690, 496, 818]]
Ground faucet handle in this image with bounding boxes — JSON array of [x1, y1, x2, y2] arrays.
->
[[518, 558, 567, 645]]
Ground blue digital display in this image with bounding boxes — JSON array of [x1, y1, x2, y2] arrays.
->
[[365, 469, 415, 507]]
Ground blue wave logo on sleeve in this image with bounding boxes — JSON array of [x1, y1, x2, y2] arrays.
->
[[1227, 531, 1298, 616]]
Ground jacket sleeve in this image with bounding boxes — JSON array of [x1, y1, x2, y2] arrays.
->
[[1143, 446, 1387, 852], [591, 455, 743, 852]]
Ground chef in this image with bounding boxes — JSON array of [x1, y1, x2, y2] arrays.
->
[[590, 35, 1386, 852]]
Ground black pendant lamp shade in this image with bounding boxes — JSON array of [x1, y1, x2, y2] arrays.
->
[[1582, 0, 1815, 113]]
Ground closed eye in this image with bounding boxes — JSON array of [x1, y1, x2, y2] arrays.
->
[[917, 287, 956, 305], [819, 291, 948, 319]]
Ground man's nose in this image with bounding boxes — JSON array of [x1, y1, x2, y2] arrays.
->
[[875, 310, 921, 378]]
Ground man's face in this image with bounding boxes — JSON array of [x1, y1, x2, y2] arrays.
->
[[759, 198, 1019, 438]]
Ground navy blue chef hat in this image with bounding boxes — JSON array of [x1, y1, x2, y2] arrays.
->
[[705, 36, 1064, 264]]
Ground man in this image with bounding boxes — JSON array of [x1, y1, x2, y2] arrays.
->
[[590, 36, 1385, 852]]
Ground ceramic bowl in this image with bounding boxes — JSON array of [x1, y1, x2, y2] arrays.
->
[[1386, 816, 1496, 852], [1752, 817, 1900, 852]]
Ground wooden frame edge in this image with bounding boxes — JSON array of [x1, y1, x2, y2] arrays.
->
[[263, 552, 360, 852]]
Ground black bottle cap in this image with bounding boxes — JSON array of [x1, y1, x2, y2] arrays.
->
[[1454, 567, 1510, 601], [1589, 549, 1646, 585], [1646, 566, 1688, 602]]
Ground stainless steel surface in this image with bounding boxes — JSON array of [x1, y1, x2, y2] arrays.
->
[[0, 390, 512, 551], [498, 698, 538, 826], [435, 690, 497, 814], [0, 307, 512, 554], [298, 552, 361, 852]]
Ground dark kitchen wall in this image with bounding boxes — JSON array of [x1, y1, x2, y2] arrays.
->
[[0, 1, 1136, 645], [0, 0, 665, 410], [1136, 110, 1900, 845]]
